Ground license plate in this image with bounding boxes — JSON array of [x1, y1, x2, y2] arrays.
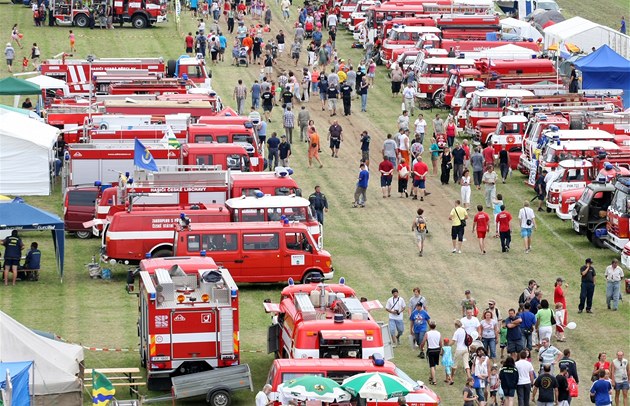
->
[[572, 221, 580, 233]]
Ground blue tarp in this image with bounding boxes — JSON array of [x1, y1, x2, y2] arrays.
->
[[574, 45, 630, 108], [0, 202, 64, 282], [0, 361, 32, 406]]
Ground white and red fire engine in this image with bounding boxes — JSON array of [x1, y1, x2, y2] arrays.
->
[[137, 257, 240, 390], [265, 279, 390, 360], [50, 0, 166, 29]]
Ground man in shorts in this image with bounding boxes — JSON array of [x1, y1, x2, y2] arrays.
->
[[472, 205, 490, 254], [328, 120, 343, 158], [379, 155, 394, 198], [451, 320, 471, 379], [504, 308, 523, 359], [409, 302, 430, 358], [386, 288, 406, 346], [2, 230, 24, 286], [261, 88, 274, 122], [518, 201, 536, 253], [449, 200, 468, 254], [611, 350, 629, 406], [412, 156, 430, 201], [412, 208, 427, 257]]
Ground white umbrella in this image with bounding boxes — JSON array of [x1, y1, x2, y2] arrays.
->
[[341, 372, 415, 401]]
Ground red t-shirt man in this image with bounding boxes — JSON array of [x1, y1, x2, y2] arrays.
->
[[473, 210, 491, 238], [379, 159, 394, 179], [482, 145, 494, 167], [185, 34, 194, 52], [413, 160, 429, 181], [496, 210, 512, 233]]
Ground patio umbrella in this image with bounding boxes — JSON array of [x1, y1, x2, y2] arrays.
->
[[278, 376, 352, 403], [341, 372, 414, 401]]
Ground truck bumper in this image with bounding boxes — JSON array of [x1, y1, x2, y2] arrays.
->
[[622, 253, 630, 269], [156, 15, 167, 23], [322, 268, 334, 280], [556, 210, 572, 221], [604, 234, 627, 253]]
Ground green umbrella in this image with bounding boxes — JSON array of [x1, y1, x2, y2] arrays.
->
[[341, 372, 414, 401], [278, 375, 351, 403]]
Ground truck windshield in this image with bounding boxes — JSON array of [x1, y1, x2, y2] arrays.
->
[[610, 190, 628, 214], [394, 367, 421, 390]]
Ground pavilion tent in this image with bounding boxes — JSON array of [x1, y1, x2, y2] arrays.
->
[[500, 17, 543, 42], [477, 43, 539, 60], [0, 109, 58, 196], [0, 311, 83, 406], [573, 44, 630, 108], [25, 75, 69, 97], [0, 202, 65, 281], [0, 77, 41, 108], [0, 361, 33, 405], [543, 17, 630, 59]]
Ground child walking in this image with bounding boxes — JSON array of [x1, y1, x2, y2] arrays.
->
[[442, 338, 454, 385], [554, 302, 566, 342], [488, 365, 500, 406], [69, 30, 76, 53]]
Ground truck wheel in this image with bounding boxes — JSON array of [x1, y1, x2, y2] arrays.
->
[[301, 270, 322, 284], [166, 59, 177, 77], [207, 390, 231, 406], [546, 207, 552, 213], [75, 230, 92, 239], [152, 249, 173, 258], [433, 89, 445, 108], [132, 14, 148, 29], [74, 14, 89, 28], [587, 227, 607, 249]]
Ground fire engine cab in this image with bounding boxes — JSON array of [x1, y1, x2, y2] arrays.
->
[[265, 279, 390, 360], [137, 257, 240, 390]]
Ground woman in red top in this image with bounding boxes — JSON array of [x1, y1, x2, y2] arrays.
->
[[446, 117, 456, 148], [593, 352, 611, 379], [553, 277, 568, 323]]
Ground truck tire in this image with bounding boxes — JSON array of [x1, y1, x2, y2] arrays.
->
[[301, 270, 322, 284], [75, 230, 92, 239], [132, 14, 148, 29], [207, 389, 231, 406], [166, 60, 177, 78], [151, 249, 173, 258], [587, 225, 607, 249], [74, 14, 89, 28], [432, 89, 446, 108]]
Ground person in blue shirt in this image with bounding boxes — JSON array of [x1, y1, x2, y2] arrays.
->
[[591, 369, 613, 405], [266, 132, 281, 171], [218, 33, 227, 62], [519, 302, 537, 351], [352, 163, 369, 208], [22, 242, 41, 281], [3, 230, 24, 286], [251, 80, 261, 110], [409, 302, 430, 359]]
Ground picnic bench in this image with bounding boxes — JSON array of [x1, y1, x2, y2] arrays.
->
[[84, 368, 145, 398]]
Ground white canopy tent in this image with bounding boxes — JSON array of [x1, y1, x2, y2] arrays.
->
[[0, 311, 84, 405], [0, 110, 59, 195], [477, 43, 539, 60], [25, 75, 70, 97], [500, 17, 543, 42], [543, 17, 630, 59]]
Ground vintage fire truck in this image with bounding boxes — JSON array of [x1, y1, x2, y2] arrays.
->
[[556, 160, 630, 220], [137, 257, 240, 391], [545, 159, 594, 213], [462, 88, 535, 135], [414, 57, 476, 108], [380, 25, 441, 62], [50, 0, 166, 29], [265, 279, 390, 360]]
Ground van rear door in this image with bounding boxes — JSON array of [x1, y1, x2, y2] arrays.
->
[[65, 188, 99, 234]]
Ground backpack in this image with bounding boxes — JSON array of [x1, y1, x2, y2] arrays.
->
[[567, 376, 579, 398], [415, 216, 426, 233], [464, 331, 473, 347]]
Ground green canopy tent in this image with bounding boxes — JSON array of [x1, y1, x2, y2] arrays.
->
[[0, 77, 41, 108]]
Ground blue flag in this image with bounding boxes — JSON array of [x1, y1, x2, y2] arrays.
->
[[134, 138, 159, 172]]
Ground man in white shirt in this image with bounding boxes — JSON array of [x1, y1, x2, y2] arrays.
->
[[327, 13, 338, 28], [460, 308, 480, 337], [515, 350, 535, 405], [605, 258, 624, 310], [414, 114, 427, 144], [402, 83, 416, 116], [386, 288, 406, 346], [255, 384, 272, 406], [518, 200, 536, 254], [451, 320, 471, 380]]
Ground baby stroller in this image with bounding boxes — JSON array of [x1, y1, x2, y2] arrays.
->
[[237, 46, 249, 67], [436, 133, 447, 149], [304, 21, 314, 38]]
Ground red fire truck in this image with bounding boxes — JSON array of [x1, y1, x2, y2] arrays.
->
[[137, 257, 240, 390], [380, 25, 441, 62], [102, 205, 230, 263], [40, 56, 212, 94], [50, 0, 166, 29], [605, 176, 630, 253], [265, 280, 390, 360], [414, 57, 476, 107]]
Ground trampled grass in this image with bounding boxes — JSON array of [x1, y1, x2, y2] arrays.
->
[[0, 2, 628, 405]]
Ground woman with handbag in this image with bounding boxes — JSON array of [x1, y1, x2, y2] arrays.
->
[[397, 158, 410, 198], [441, 147, 452, 185]]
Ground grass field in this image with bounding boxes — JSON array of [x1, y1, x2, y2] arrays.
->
[[0, 1, 629, 405]]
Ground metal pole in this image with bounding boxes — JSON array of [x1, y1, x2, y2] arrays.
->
[[87, 55, 95, 121]]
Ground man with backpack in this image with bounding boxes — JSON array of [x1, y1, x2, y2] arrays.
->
[[452, 320, 472, 380], [412, 208, 427, 257], [519, 280, 538, 305]]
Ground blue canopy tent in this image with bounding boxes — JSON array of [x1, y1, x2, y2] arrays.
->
[[0, 361, 33, 406], [573, 45, 630, 108], [0, 202, 65, 282]]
